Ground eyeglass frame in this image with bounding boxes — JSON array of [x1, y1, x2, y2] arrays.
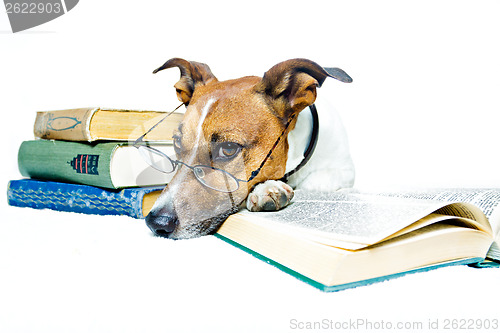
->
[[133, 103, 296, 193]]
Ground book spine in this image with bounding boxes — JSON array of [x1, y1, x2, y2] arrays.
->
[[34, 108, 96, 141], [7, 179, 162, 219], [18, 140, 118, 189]]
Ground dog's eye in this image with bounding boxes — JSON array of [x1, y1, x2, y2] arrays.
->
[[216, 142, 242, 160]]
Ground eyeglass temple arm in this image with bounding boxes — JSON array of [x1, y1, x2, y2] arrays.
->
[[133, 103, 184, 145], [246, 113, 296, 182]]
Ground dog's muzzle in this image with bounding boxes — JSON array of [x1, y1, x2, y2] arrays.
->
[[145, 210, 178, 238]]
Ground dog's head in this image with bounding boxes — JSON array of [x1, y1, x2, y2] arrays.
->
[[145, 58, 351, 239]]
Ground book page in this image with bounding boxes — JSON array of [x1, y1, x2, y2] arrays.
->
[[374, 189, 500, 236], [240, 190, 456, 246], [368, 188, 500, 262]]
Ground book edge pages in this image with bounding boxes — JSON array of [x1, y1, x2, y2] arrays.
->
[[218, 211, 492, 286], [89, 109, 183, 142], [109, 144, 175, 188], [214, 234, 483, 292]]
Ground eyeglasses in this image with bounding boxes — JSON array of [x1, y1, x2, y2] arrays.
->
[[133, 104, 295, 193]]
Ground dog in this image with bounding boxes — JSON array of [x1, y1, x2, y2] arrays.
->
[[145, 58, 355, 239]]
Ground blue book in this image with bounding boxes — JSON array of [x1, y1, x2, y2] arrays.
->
[[7, 179, 163, 219], [216, 190, 499, 291]]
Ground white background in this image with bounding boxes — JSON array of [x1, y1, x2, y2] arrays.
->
[[1, 1, 499, 332]]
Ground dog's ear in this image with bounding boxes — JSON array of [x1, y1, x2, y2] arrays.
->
[[256, 58, 352, 116], [153, 58, 218, 105]]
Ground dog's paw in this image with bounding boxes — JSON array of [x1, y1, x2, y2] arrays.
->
[[246, 180, 294, 212]]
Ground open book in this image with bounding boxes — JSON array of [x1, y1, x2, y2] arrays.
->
[[216, 189, 500, 292]]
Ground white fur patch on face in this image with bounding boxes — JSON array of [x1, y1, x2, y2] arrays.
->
[[149, 98, 215, 217], [183, 98, 214, 166], [196, 98, 214, 135]]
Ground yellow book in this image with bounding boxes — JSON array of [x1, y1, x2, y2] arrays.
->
[[34, 107, 184, 142]]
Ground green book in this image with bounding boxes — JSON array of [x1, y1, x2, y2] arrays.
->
[[18, 140, 175, 189]]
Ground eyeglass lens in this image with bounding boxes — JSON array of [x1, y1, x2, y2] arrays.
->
[[137, 146, 176, 173], [192, 166, 239, 192], [138, 145, 241, 192]]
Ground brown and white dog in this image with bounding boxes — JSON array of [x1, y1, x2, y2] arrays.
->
[[145, 58, 354, 239]]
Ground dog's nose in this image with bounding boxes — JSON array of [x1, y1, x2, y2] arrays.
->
[[145, 210, 178, 238]]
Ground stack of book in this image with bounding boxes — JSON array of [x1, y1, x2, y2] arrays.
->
[[7, 107, 184, 219]]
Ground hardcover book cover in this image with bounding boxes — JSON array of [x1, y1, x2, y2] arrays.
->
[[34, 107, 184, 142], [7, 179, 163, 219], [18, 140, 175, 189]]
